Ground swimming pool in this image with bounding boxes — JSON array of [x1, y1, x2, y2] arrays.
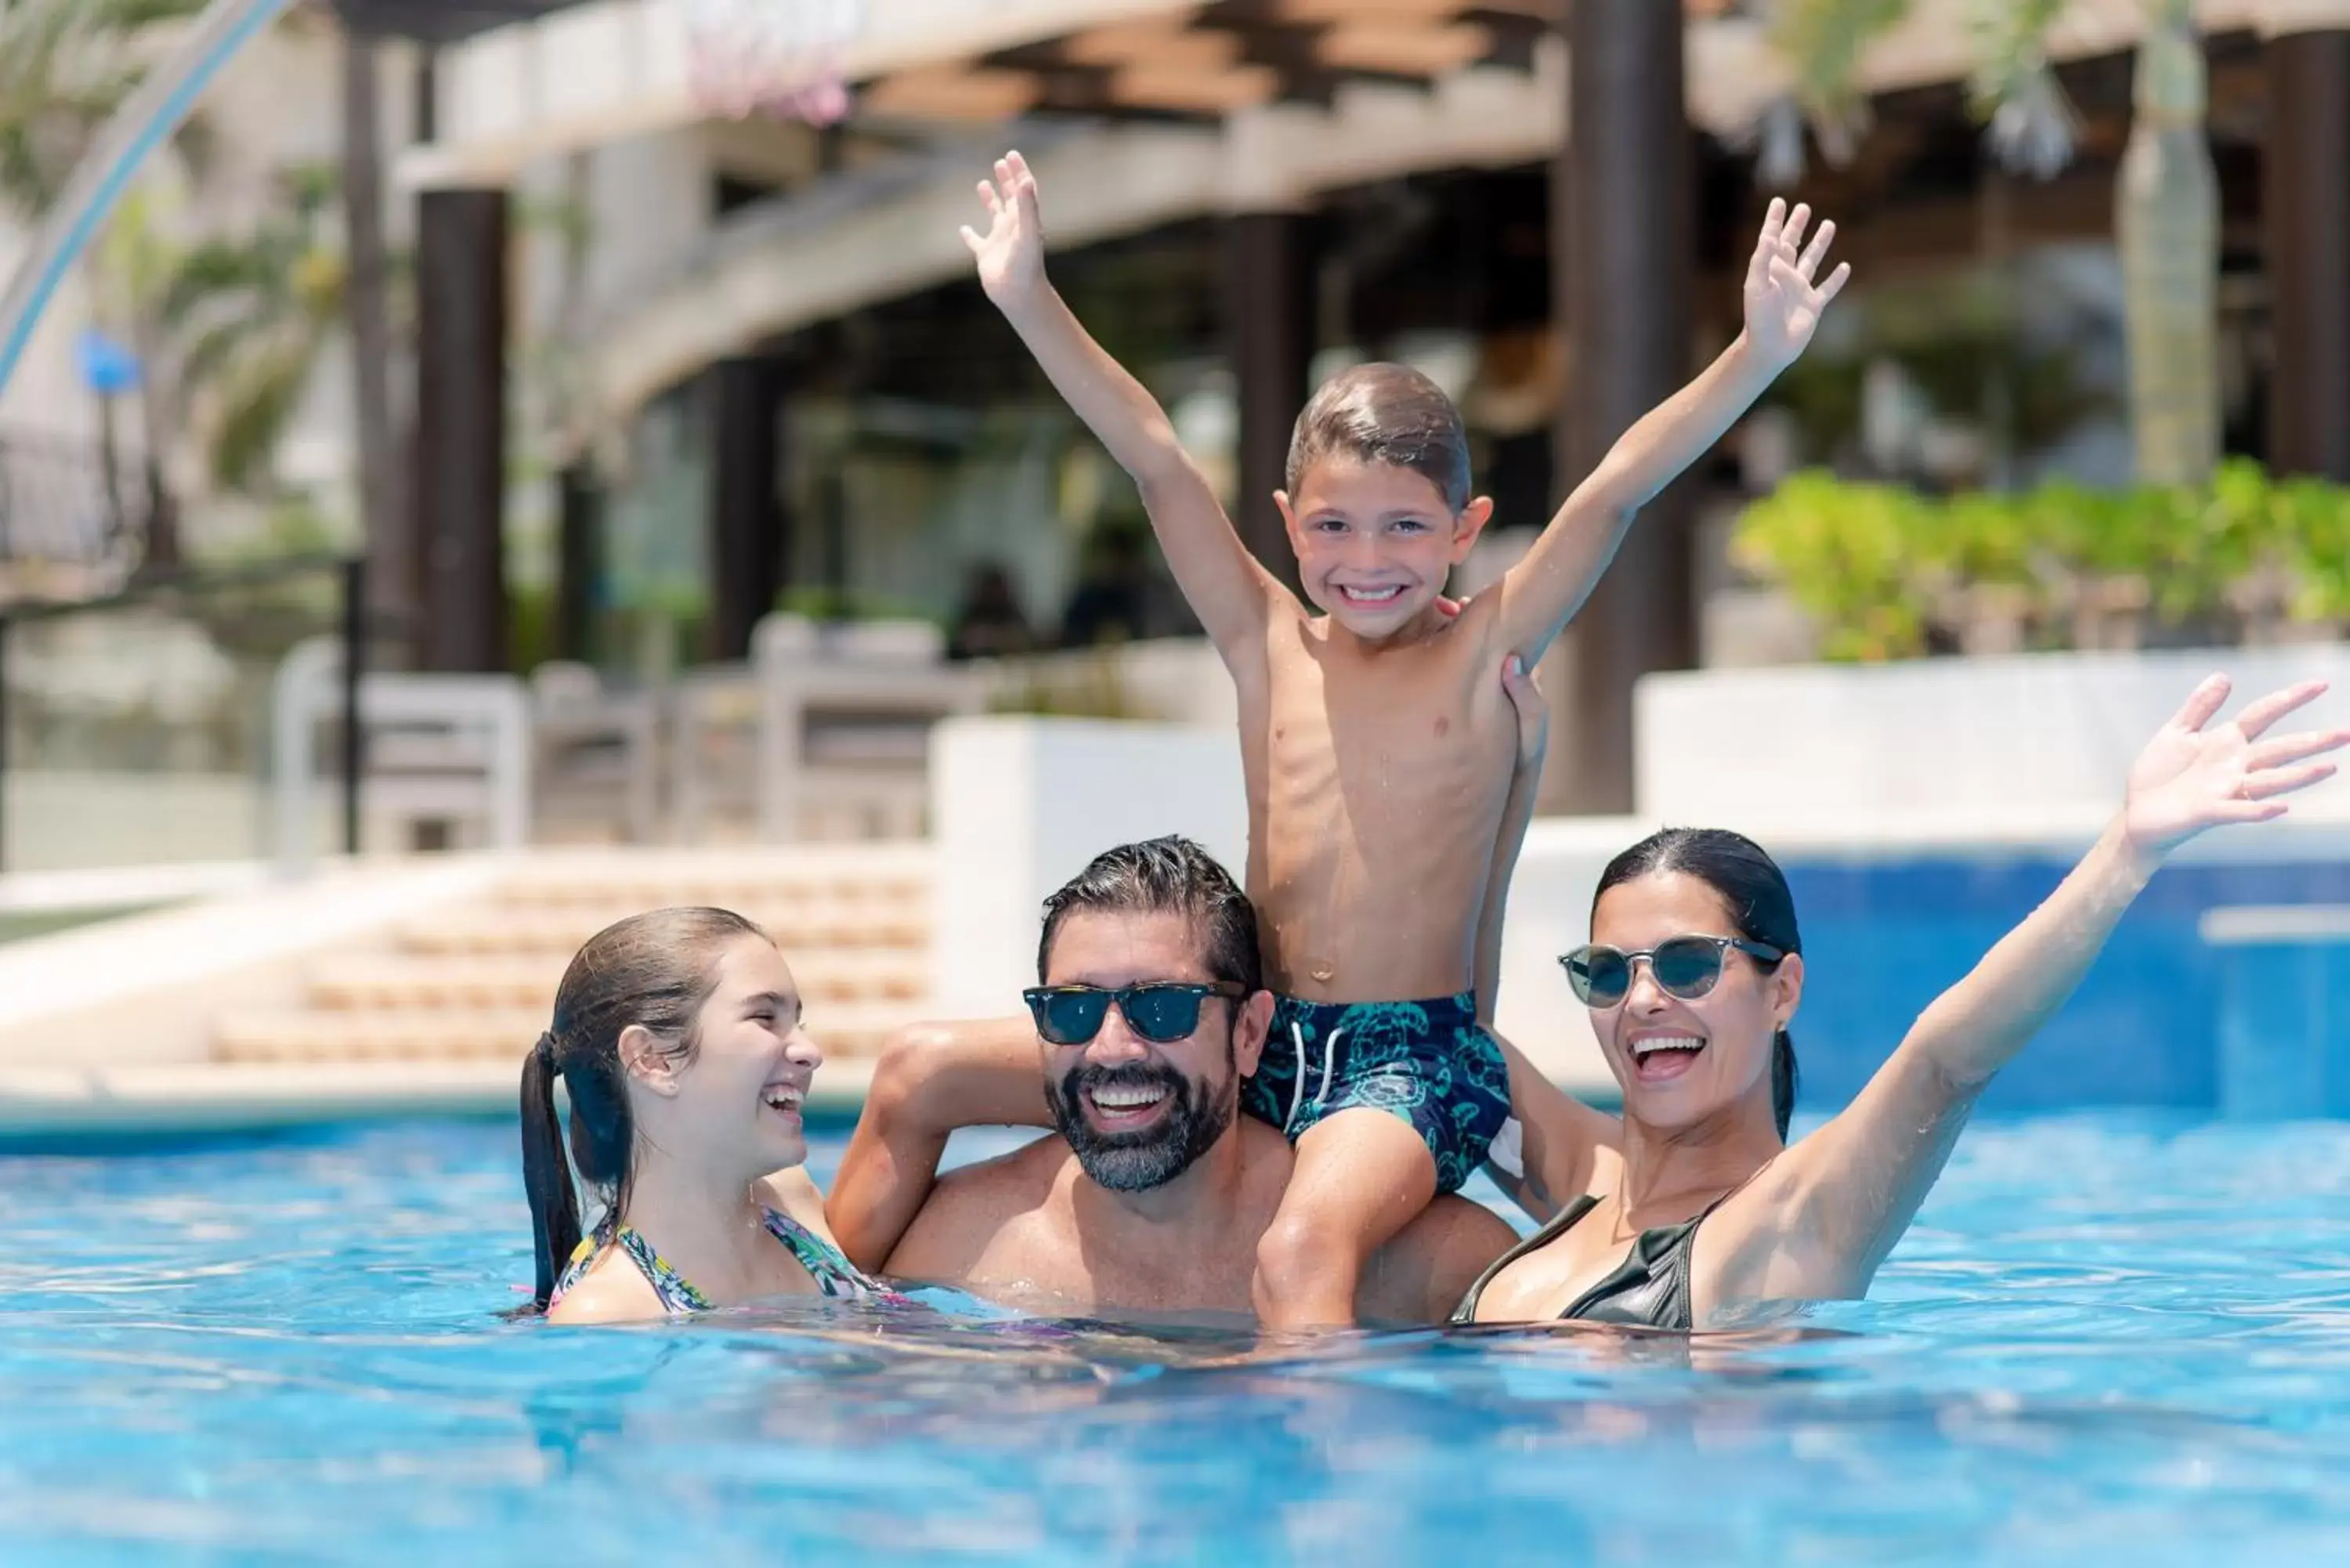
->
[[5, 1115, 2350, 1566]]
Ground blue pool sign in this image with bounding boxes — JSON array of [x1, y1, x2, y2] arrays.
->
[[76, 329, 142, 397]]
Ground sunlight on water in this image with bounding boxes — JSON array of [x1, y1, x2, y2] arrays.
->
[[4, 1115, 2350, 1565]]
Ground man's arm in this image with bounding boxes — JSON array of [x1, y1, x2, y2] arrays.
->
[[825, 1016, 1049, 1272], [967, 151, 1284, 664], [1358, 1195, 1519, 1325], [1495, 199, 1850, 663], [881, 1142, 1055, 1289]]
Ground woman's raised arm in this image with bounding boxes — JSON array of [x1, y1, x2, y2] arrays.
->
[[1710, 675, 2350, 1307]]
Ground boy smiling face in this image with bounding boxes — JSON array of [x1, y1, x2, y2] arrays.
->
[[1272, 363, 1494, 643], [1278, 452, 1492, 641]]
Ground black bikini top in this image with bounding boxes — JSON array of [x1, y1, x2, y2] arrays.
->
[[1451, 1193, 1729, 1332]]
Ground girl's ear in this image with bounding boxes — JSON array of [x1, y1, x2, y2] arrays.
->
[[619, 1024, 683, 1098]]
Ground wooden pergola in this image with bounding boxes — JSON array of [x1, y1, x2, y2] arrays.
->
[[860, 0, 1567, 121], [335, 0, 594, 45], [381, 0, 2350, 811]]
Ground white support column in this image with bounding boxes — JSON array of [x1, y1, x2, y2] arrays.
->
[[928, 717, 1247, 1017]]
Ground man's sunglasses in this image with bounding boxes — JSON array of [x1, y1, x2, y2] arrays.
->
[[1559, 934, 1784, 1007], [1021, 982, 1247, 1046]]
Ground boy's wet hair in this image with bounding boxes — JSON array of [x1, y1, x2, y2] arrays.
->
[[1284, 363, 1472, 515], [1038, 836, 1261, 995]]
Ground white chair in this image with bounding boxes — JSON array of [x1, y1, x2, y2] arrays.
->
[[529, 660, 660, 844], [272, 638, 532, 876]]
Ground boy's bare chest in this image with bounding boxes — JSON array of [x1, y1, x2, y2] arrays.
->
[[1256, 641, 1513, 815]]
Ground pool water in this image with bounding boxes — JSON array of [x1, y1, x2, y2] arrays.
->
[[6, 1115, 2350, 1566]]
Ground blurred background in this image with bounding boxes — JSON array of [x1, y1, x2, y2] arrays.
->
[[2, 0, 2348, 1123]]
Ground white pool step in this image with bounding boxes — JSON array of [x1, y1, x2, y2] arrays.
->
[[206, 845, 938, 1071]]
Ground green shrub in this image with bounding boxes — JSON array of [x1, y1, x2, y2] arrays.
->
[[1731, 463, 2350, 660]]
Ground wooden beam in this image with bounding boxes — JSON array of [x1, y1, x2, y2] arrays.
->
[[1554, 0, 1692, 814], [1203, 13, 1435, 90], [1460, 7, 1550, 70], [2266, 27, 2350, 479], [1319, 21, 1493, 75], [1264, 0, 1458, 17], [1113, 60, 1282, 111], [862, 66, 1042, 121], [1065, 22, 1240, 70]]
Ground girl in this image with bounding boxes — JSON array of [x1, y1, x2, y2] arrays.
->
[[520, 908, 899, 1323]]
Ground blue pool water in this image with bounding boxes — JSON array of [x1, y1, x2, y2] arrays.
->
[[1780, 853, 2350, 1114], [6, 1114, 2350, 1565]]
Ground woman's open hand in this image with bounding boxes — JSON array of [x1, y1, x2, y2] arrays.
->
[[2123, 674, 2350, 858]]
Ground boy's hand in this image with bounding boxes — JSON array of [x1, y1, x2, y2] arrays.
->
[[961, 150, 1048, 310], [1741, 197, 1850, 372]]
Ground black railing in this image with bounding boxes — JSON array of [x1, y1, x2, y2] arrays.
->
[[0, 427, 155, 587], [0, 555, 364, 875]]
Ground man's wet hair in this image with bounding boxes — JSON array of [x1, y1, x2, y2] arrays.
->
[[1037, 836, 1261, 995]]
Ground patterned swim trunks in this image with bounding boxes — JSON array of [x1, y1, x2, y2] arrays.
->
[[1240, 991, 1513, 1196]]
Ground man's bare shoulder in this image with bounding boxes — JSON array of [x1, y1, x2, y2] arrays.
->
[[1359, 1194, 1518, 1326], [1412, 1194, 1521, 1261], [884, 1133, 1072, 1275]]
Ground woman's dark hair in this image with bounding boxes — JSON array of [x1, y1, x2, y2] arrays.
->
[[1594, 828, 1802, 1140], [1285, 363, 1473, 514], [519, 906, 768, 1310]]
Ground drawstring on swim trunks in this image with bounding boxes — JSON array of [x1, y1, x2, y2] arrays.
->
[[1284, 1021, 1344, 1134], [1285, 1021, 1308, 1133]]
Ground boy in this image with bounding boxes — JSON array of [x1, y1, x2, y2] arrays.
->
[[958, 150, 1847, 1328]]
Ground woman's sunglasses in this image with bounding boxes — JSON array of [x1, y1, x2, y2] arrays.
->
[[1021, 982, 1246, 1046], [1559, 934, 1784, 1007]]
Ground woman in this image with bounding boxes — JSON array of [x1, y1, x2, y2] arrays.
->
[[1457, 667, 2349, 1329], [520, 907, 900, 1324]]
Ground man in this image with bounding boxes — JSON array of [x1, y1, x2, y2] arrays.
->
[[826, 836, 1517, 1323]]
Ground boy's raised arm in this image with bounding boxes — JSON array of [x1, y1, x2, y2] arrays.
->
[[1494, 199, 1849, 663], [967, 152, 1283, 663]]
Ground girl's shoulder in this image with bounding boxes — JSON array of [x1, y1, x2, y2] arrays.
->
[[544, 1241, 669, 1325], [757, 1167, 841, 1247]]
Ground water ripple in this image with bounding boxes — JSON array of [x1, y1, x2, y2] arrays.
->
[[5, 1112, 2350, 1563]]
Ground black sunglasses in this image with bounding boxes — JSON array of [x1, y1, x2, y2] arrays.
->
[[1021, 982, 1247, 1046], [1559, 934, 1784, 1007]]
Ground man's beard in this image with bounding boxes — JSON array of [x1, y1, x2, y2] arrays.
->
[[1046, 1054, 1235, 1194]]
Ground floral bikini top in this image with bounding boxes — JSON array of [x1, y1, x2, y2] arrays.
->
[[551, 1208, 907, 1314]]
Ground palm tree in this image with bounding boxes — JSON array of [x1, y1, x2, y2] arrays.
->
[[0, 0, 208, 212], [0, 0, 346, 565], [100, 169, 345, 503], [0, 0, 208, 565], [1769, 0, 2220, 486]]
